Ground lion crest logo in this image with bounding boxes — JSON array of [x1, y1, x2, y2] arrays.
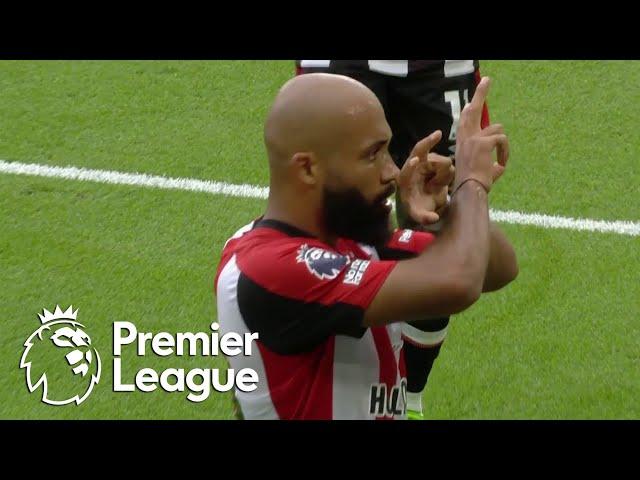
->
[[20, 305, 101, 406]]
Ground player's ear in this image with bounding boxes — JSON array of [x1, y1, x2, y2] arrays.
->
[[291, 152, 320, 186]]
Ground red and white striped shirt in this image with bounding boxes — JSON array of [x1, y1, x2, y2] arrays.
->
[[215, 218, 434, 420]]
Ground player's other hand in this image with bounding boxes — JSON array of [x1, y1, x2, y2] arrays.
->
[[398, 130, 455, 225], [453, 77, 509, 193]]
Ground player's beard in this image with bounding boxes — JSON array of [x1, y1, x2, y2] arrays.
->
[[321, 184, 395, 248]]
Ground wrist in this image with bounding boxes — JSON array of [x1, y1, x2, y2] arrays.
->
[[452, 177, 490, 197]]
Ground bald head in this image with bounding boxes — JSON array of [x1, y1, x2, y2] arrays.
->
[[261, 73, 398, 244], [264, 73, 383, 168]]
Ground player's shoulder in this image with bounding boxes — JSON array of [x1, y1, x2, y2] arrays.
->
[[219, 218, 302, 257], [221, 220, 259, 252], [215, 220, 255, 291], [235, 219, 318, 257], [215, 218, 300, 287], [220, 219, 345, 289]]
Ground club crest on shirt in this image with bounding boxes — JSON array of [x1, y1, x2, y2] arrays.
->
[[296, 244, 350, 280]]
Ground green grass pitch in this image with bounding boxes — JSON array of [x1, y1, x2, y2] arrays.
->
[[1, 60, 638, 419]]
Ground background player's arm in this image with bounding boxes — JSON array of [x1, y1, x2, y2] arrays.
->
[[483, 222, 518, 292], [405, 213, 518, 294]]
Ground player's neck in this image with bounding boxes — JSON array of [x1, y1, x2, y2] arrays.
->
[[264, 199, 338, 247]]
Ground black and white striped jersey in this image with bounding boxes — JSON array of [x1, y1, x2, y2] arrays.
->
[[296, 60, 479, 78]]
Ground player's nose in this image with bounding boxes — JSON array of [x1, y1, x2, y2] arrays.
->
[[381, 154, 400, 183]]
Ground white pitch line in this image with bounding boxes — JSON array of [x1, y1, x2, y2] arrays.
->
[[489, 210, 640, 237], [0, 159, 269, 200], [1, 159, 639, 237]]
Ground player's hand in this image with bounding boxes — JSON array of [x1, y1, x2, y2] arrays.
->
[[453, 77, 509, 193], [398, 130, 455, 225]]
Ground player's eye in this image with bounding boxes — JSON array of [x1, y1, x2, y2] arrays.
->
[[364, 140, 389, 163], [369, 147, 382, 161]]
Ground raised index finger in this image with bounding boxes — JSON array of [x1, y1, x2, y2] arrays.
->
[[459, 77, 491, 138], [470, 76, 491, 112], [409, 130, 442, 160]]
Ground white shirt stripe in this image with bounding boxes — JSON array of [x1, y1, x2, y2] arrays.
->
[[300, 60, 331, 68], [217, 254, 279, 420], [368, 60, 409, 77], [444, 60, 476, 78], [332, 331, 382, 419]]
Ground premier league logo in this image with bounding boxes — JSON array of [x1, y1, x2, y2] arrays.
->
[[20, 305, 101, 406], [296, 244, 350, 280]]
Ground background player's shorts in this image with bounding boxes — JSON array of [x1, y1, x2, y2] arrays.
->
[[297, 63, 490, 167]]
